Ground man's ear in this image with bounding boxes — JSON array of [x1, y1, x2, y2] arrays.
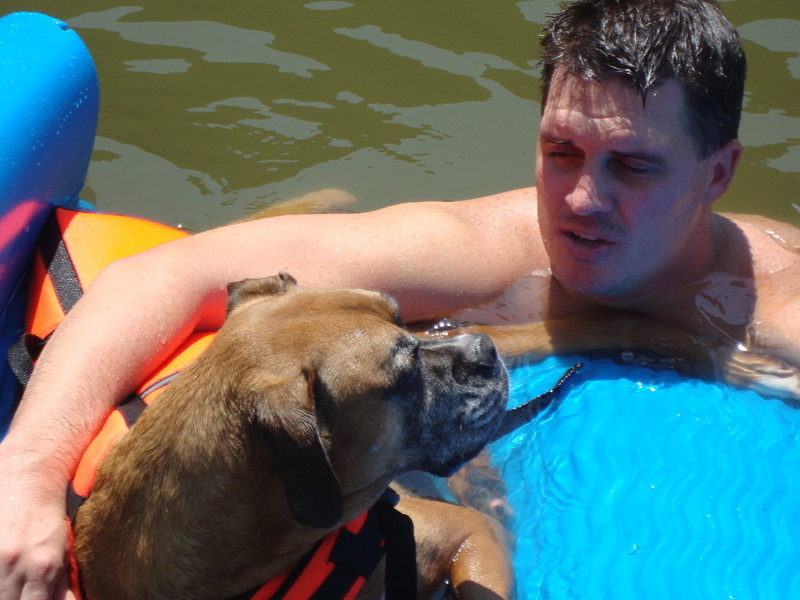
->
[[253, 369, 343, 529], [703, 139, 742, 206]]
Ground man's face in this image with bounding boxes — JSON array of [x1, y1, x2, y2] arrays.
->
[[536, 73, 731, 304]]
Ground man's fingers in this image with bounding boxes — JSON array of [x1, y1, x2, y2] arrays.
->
[[0, 513, 69, 600], [53, 571, 74, 600]]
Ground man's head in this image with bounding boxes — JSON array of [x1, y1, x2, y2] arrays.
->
[[534, 0, 745, 305], [540, 0, 746, 158]]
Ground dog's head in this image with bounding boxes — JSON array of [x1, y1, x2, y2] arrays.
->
[[218, 273, 508, 529]]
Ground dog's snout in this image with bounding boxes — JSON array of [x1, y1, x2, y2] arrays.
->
[[421, 334, 500, 373], [410, 332, 508, 477], [444, 334, 501, 384], [466, 334, 499, 369], [447, 333, 498, 370]]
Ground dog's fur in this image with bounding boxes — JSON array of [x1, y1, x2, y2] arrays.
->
[[73, 273, 513, 600]]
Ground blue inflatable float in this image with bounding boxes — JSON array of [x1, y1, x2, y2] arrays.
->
[[1, 11, 799, 599], [498, 357, 800, 598], [0, 12, 98, 432]]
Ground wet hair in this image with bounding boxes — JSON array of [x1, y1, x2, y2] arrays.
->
[[540, 0, 746, 157]]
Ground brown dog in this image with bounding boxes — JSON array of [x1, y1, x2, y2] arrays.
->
[[73, 273, 513, 600]]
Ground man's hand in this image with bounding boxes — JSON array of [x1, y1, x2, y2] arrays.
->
[[724, 351, 800, 400], [0, 449, 74, 600]]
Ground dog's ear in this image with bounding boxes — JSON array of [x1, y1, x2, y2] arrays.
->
[[254, 370, 344, 529], [227, 272, 298, 314]]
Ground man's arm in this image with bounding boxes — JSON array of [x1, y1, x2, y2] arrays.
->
[[0, 188, 540, 599]]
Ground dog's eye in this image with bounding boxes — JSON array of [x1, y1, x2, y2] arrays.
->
[[310, 377, 337, 433], [391, 338, 420, 389]]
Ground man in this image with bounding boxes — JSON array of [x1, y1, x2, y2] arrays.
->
[[2, 0, 799, 598]]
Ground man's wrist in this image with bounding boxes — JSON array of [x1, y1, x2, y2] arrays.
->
[[0, 433, 74, 500]]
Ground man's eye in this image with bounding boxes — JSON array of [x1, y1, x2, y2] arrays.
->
[[548, 150, 580, 166], [614, 159, 650, 176]]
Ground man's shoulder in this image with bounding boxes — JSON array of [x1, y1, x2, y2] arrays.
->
[[717, 212, 800, 273], [718, 213, 800, 373], [716, 212, 800, 334], [723, 212, 800, 242]]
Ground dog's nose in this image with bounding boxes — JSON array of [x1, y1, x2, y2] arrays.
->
[[449, 334, 500, 383], [464, 334, 499, 369], [420, 333, 500, 379]]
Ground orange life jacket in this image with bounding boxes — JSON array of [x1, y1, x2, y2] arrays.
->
[[11, 208, 416, 600]]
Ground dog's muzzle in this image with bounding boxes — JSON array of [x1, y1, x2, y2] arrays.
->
[[405, 333, 509, 477]]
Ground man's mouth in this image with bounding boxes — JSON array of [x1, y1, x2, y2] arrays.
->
[[567, 231, 610, 248]]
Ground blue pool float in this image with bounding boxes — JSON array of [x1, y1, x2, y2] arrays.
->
[[0, 11, 98, 432], [1, 11, 799, 599], [499, 357, 800, 598]]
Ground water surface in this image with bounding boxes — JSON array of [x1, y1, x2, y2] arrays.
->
[[8, 0, 800, 230]]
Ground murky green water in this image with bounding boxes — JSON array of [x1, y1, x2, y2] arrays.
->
[[7, 0, 800, 231]]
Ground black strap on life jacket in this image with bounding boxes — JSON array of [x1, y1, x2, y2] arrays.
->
[[7, 211, 84, 387], [373, 490, 417, 600], [7, 332, 47, 387], [231, 489, 417, 600], [38, 209, 84, 315], [307, 489, 416, 600]]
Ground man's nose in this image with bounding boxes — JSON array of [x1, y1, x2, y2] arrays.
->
[[564, 169, 613, 215]]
